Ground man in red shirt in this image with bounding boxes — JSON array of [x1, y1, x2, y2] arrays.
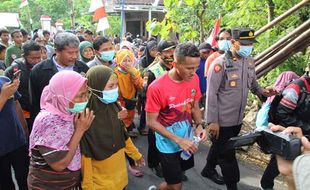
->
[[146, 43, 207, 190]]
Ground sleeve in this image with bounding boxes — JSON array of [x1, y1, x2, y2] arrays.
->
[[205, 58, 225, 124], [5, 48, 11, 67], [146, 71, 156, 87], [131, 68, 144, 91], [37, 146, 68, 165], [124, 138, 142, 161], [4, 66, 13, 80], [275, 84, 307, 128], [145, 84, 162, 113], [204, 54, 216, 77], [29, 71, 40, 121]]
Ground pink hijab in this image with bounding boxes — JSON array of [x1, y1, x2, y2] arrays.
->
[[29, 71, 87, 171], [267, 71, 299, 103]]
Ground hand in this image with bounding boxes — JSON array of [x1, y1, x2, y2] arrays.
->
[[74, 108, 95, 133], [262, 87, 277, 97], [124, 65, 138, 76], [118, 108, 128, 120], [195, 125, 207, 142], [269, 123, 286, 132], [1, 80, 19, 99], [177, 137, 198, 154], [208, 123, 220, 139], [135, 156, 145, 167]]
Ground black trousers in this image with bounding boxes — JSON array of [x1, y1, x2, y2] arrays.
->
[[138, 97, 146, 132], [260, 154, 279, 188], [0, 145, 29, 190], [147, 129, 161, 168], [205, 125, 242, 189]]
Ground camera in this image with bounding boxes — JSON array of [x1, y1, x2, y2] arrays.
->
[[227, 128, 301, 160]]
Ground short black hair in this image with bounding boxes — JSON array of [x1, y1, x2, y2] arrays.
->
[[20, 29, 28, 37], [78, 35, 85, 42], [93, 37, 110, 51], [126, 36, 133, 43], [0, 28, 9, 36], [22, 40, 42, 56], [43, 30, 50, 36], [11, 30, 21, 38], [0, 43, 6, 53], [216, 28, 231, 41], [84, 30, 93, 35], [174, 43, 200, 63]]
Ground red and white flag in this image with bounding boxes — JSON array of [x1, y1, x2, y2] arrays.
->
[[20, 0, 29, 8], [207, 15, 221, 47], [89, 0, 110, 32]]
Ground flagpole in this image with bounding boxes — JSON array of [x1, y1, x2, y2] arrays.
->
[[120, 0, 125, 42]]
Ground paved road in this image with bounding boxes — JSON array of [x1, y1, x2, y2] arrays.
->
[[127, 125, 287, 190]]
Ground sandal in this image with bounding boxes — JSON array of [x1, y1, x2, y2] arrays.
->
[[128, 165, 143, 177]]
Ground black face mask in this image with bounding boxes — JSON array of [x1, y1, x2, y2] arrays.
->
[[162, 56, 174, 64]]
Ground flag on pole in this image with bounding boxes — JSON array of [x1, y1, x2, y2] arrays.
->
[[89, 0, 110, 33], [207, 15, 221, 47], [20, 0, 29, 8]]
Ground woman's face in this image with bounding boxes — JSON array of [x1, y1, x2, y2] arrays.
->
[[103, 75, 118, 91], [83, 47, 94, 59], [68, 82, 88, 108], [120, 56, 133, 69], [149, 49, 158, 58]]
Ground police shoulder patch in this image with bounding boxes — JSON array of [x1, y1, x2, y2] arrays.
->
[[214, 64, 222, 73]]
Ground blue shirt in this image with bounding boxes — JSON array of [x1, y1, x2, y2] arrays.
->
[[0, 83, 26, 156], [196, 58, 207, 94]]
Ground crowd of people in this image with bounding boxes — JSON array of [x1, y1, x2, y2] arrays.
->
[[0, 25, 309, 190]]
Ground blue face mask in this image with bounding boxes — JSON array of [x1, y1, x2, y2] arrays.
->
[[91, 87, 119, 104], [67, 101, 88, 113], [218, 40, 231, 51], [100, 51, 115, 62], [237, 46, 253, 57]]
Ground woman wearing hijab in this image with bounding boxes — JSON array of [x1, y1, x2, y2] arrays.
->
[[79, 41, 94, 63], [28, 71, 94, 190], [139, 40, 157, 69], [81, 65, 144, 190]]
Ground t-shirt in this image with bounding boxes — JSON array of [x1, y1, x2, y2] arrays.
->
[[145, 73, 201, 153], [0, 84, 26, 156]]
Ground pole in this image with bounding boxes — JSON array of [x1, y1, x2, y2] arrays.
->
[[70, 0, 75, 29], [26, 4, 33, 31], [148, 8, 152, 39], [255, 0, 309, 37], [120, 0, 125, 42]]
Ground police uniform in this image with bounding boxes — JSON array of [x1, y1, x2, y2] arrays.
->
[[203, 28, 264, 189], [5, 44, 22, 67]]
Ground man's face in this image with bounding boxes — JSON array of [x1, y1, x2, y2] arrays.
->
[[96, 41, 113, 57], [12, 32, 23, 45], [25, 51, 42, 65], [56, 46, 79, 66], [0, 32, 9, 43], [175, 56, 200, 81], [159, 49, 174, 65], [218, 31, 231, 41], [199, 49, 213, 60], [84, 33, 93, 42], [43, 34, 50, 43]]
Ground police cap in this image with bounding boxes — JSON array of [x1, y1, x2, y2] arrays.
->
[[231, 28, 258, 45]]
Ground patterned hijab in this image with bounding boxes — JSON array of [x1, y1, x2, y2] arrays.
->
[[30, 71, 87, 171]]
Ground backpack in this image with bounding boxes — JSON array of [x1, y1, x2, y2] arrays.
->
[[268, 79, 306, 125]]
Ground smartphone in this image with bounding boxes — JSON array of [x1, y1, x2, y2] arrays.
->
[[12, 70, 21, 81]]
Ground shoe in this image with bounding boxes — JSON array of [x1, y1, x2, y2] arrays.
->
[[182, 171, 188, 181], [151, 165, 163, 178], [201, 170, 225, 185], [259, 184, 274, 190], [148, 185, 157, 190]]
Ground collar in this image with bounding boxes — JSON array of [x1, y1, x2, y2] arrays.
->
[[53, 56, 74, 70]]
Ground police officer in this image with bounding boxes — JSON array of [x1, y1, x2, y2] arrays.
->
[[202, 28, 276, 190]]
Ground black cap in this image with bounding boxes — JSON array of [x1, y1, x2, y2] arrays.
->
[[157, 40, 176, 52], [231, 28, 257, 45], [198, 42, 212, 52]]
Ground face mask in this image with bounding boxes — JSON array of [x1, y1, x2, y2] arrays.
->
[[237, 46, 253, 57], [66, 101, 88, 113], [162, 56, 174, 64], [218, 40, 231, 51], [91, 87, 119, 104], [100, 51, 115, 62]]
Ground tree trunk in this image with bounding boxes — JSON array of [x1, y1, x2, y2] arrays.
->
[[267, 0, 275, 22]]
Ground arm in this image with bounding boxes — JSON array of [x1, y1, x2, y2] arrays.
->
[[49, 109, 94, 171], [124, 137, 142, 161], [29, 71, 40, 120], [4, 48, 11, 67], [146, 112, 197, 153]]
